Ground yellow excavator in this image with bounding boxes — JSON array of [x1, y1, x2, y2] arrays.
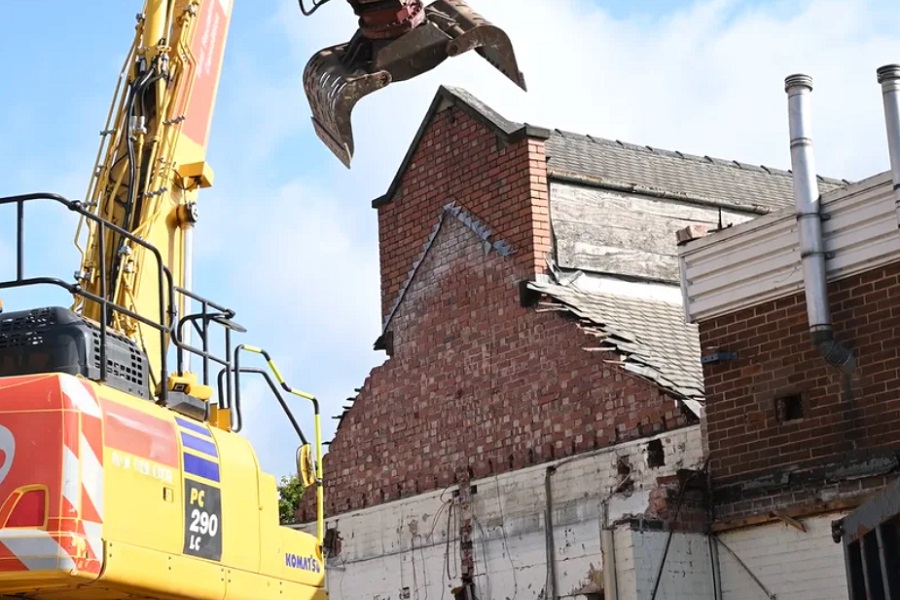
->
[[0, 1, 525, 598]]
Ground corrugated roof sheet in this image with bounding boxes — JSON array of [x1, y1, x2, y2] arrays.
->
[[527, 279, 705, 417]]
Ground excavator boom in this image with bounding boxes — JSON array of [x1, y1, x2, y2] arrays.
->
[[303, 0, 527, 167]]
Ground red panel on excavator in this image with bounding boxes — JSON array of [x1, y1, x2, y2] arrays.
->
[[0, 374, 104, 578]]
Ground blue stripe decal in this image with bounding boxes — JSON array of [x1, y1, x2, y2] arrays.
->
[[175, 417, 211, 438], [183, 453, 220, 483], [180, 431, 218, 458]]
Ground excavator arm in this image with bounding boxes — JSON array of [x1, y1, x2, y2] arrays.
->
[[74, 0, 233, 397], [71, 0, 526, 395], [303, 0, 527, 167]]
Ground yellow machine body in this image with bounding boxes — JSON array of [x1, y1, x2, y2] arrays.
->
[[0, 372, 324, 600]]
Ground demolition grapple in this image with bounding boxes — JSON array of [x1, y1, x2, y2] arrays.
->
[[302, 0, 527, 167]]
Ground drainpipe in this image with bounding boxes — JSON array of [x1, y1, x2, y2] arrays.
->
[[877, 64, 900, 218], [544, 466, 558, 600], [784, 74, 856, 374], [600, 500, 619, 600]]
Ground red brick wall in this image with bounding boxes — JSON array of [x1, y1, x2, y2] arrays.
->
[[298, 215, 692, 518], [699, 261, 900, 521], [375, 104, 550, 321], [295, 106, 693, 520]]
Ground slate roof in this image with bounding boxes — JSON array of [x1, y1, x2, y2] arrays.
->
[[374, 85, 851, 211], [545, 131, 850, 214], [528, 277, 704, 417]]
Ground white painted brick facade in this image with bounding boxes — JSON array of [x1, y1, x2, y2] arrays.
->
[[300, 435, 851, 599], [301, 425, 705, 599], [717, 513, 849, 600], [627, 530, 714, 599]]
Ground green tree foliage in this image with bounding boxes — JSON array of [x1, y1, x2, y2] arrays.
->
[[277, 474, 306, 524]]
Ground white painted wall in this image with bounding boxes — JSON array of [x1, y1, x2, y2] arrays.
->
[[299, 439, 849, 600], [304, 466, 847, 600], [606, 513, 849, 600], [305, 425, 705, 600], [717, 513, 849, 600], [619, 528, 715, 600]]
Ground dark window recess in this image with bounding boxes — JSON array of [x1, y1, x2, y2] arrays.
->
[[647, 439, 665, 468], [776, 393, 804, 422]]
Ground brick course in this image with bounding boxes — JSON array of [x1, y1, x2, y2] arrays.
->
[[296, 104, 694, 521], [699, 261, 900, 521]]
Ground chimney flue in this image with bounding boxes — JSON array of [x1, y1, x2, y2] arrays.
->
[[784, 73, 855, 374], [877, 64, 900, 216]]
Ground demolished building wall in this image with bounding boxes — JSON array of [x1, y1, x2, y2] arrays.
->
[[293, 81, 852, 598], [296, 88, 710, 522]]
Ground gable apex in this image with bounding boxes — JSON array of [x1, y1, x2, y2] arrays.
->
[[371, 85, 551, 209]]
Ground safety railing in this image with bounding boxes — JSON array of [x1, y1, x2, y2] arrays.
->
[[0, 192, 241, 408], [0, 192, 176, 402], [173, 286, 244, 404], [1, 192, 324, 543], [218, 345, 324, 545]]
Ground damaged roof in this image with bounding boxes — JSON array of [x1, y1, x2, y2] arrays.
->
[[363, 85, 852, 418], [528, 278, 705, 417]]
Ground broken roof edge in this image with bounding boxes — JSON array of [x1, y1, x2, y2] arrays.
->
[[371, 85, 551, 209], [676, 168, 895, 256], [525, 276, 705, 420]]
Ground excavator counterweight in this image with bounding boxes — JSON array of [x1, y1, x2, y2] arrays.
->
[[303, 0, 527, 167]]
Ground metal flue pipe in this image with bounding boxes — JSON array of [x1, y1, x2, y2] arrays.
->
[[877, 64, 900, 216], [784, 74, 855, 374]]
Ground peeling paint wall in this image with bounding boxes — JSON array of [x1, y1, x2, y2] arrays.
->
[[602, 515, 848, 600], [308, 425, 704, 599]]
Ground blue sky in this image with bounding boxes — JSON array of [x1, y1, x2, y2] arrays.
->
[[1, 0, 898, 481]]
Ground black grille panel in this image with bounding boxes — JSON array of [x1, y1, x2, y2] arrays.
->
[[0, 306, 150, 399]]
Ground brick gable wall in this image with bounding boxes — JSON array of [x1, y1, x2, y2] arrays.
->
[[699, 261, 900, 522], [295, 105, 695, 521], [297, 215, 693, 520], [374, 105, 550, 322]]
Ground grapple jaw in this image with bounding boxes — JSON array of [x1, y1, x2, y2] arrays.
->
[[303, 0, 527, 168]]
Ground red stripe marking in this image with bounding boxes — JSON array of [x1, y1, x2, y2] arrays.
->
[[59, 497, 78, 523], [64, 523, 102, 573], [80, 491, 102, 525], [0, 375, 67, 411], [62, 378, 100, 415], [0, 559, 28, 572], [0, 542, 27, 571], [181, 0, 231, 147], [100, 399, 178, 468]]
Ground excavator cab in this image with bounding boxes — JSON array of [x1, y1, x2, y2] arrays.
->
[[302, 0, 527, 167]]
